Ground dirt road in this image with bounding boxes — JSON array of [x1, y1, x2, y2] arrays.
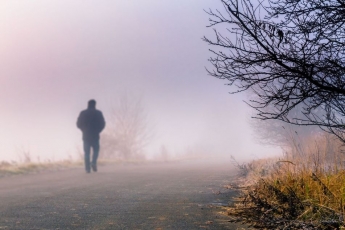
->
[[0, 160, 247, 229]]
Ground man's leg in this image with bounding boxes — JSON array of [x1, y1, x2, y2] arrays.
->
[[91, 140, 100, 172], [83, 141, 91, 173]]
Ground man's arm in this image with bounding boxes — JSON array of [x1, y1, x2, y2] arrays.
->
[[77, 111, 84, 130], [98, 111, 106, 133]]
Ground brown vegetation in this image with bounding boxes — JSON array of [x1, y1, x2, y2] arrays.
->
[[228, 133, 345, 229], [0, 160, 83, 177]]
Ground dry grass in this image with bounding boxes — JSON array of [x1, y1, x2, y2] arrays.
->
[[229, 133, 345, 229], [0, 160, 84, 177], [0, 158, 156, 176], [0, 155, 203, 177]]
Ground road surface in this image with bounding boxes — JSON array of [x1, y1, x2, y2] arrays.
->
[[0, 160, 247, 229]]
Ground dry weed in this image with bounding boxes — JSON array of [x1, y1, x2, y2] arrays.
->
[[229, 133, 345, 229]]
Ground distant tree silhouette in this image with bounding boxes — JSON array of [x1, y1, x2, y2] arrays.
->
[[250, 103, 321, 147], [101, 96, 152, 160], [204, 0, 345, 141]]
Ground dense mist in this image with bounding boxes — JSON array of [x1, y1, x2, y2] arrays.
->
[[0, 0, 279, 162]]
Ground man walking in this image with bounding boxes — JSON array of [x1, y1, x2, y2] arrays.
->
[[77, 99, 106, 173]]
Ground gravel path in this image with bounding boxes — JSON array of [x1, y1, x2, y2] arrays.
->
[[0, 160, 248, 229]]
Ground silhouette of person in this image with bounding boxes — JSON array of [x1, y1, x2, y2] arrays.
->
[[77, 99, 106, 173]]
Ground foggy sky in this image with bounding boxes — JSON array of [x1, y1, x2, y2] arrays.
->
[[0, 0, 279, 162]]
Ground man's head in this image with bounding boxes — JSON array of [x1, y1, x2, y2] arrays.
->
[[88, 99, 96, 109]]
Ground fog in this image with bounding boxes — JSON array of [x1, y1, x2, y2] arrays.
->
[[0, 0, 279, 162]]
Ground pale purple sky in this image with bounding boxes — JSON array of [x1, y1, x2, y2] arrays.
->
[[0, 0, 279, 162]]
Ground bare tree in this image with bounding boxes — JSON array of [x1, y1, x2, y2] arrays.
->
[[251, 114, 319, 147], [203, 0, 345, 141], [249, 90, 322, 146], [101, 96, 152, 160]]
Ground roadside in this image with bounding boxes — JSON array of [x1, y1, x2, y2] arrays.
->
[[0, 160, 83, 177], [225, 156, 345, 230], [0, 156, 210, 178]]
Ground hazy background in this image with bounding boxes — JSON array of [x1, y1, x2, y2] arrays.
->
[[0, 0, 279, 162]]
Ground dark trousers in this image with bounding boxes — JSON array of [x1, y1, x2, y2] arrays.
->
[[83, 139, 100, 172]]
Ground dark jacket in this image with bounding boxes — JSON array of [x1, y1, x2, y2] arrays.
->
[[77, 108, 106, 142]]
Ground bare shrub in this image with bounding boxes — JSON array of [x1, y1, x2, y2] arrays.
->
[[100, 95, 151, 161]]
